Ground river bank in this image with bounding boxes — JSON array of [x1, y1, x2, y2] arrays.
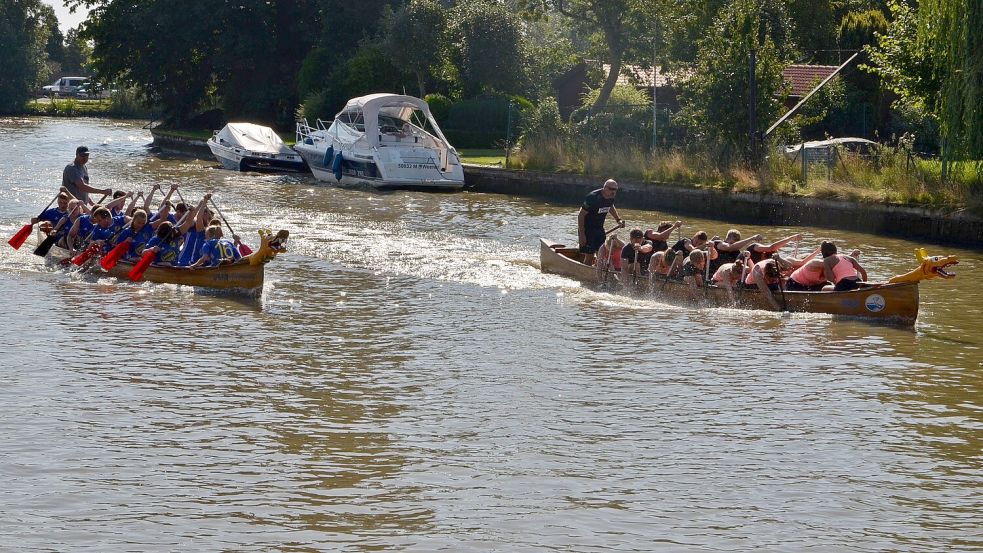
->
[[151, 129, 983, 248]]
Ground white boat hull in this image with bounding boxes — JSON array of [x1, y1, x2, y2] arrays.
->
[[296, 143, 464, 190], [207, 124, 309, 173], [295, 93, 465, 191]]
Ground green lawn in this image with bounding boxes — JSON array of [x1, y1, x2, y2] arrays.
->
[[459, 149, 506, 166]]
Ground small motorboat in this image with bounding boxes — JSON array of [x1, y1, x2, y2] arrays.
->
[[294, 93, 464, 190], [208, 123, 308, 173]]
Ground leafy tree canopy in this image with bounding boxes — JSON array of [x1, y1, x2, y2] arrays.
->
[[678, 0, 792, 159], [0, 0, 51, 113]]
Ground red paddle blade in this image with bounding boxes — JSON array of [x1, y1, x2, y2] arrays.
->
[[238, 243, 253, 256], [72, 244, 100, 266], [8, 224, 33, 250], [100, 240, 130, 270], [128, 250, 156, 281]]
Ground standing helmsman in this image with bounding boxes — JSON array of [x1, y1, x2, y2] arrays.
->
[[63, 146, 111, 205], [578, 178, 623, 265]]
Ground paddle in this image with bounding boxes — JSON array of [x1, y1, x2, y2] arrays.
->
[[599, 235, 615, 286], [128, 249, 157, 281], [8, 193, 60, 249], [703, 243, 713, 300], [71, 243, 102, 266], [99, 238, 131, 270], [735, 253, 750, 305], [776, 260, 788, 312], [33, 204, 82, 257], [33, 230, 62, 257], [208, 197, 252, 255], [98, 221, 139, 270]]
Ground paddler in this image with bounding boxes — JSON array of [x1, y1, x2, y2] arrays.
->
[[820, 241, 868, 291]]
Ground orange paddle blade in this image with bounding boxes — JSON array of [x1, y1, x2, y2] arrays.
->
[[100, 239, 130, 270], [8, 224, 33, 250], [128, 250, 156, 281]]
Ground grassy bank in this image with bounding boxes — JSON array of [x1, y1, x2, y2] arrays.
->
[[514, 136, 982, 211], [23, 92, 153, 119]]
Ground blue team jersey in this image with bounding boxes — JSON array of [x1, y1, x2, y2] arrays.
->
[[76, 215, 95, 240], [176, 228, 205, 267], [90, 215, 126, 243], [200, 238, 241, 266], [149, 212, 177, 225], [145, 235, 184, 264], [116, 224, 156, 258], [39, 207, 68, 226]]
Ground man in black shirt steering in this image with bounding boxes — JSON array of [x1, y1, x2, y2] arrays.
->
[[577, 179, 623, 265]]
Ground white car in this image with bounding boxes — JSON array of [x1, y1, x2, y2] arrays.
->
[[41, 76, 89, 97]]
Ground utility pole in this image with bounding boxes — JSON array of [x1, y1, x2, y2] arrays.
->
[[652, 19, 659, 151], [748, 47, 758, 163]]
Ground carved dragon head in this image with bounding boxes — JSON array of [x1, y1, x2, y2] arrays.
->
[[915, 247, 958, 280]]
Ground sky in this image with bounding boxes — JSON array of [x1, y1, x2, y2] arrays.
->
[[42, 0, 90, 33]]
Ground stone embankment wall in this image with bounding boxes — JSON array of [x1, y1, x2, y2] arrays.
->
[[464, 166, 983, 249], [150, 130, 211, 157]]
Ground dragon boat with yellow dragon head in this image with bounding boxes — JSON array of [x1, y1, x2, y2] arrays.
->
[[42, 228, 289, 295], [539, 239, 958, 326]]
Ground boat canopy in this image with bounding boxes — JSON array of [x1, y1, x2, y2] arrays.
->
[[333, 93, 452, 148], [215, 123, 293, 155]]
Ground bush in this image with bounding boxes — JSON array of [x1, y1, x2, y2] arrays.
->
[[568, 85, 653, 147], [518, 97, 568, 147], [296, 89, 335, 124], [424, 93, 452, 124], [443, 94, 531, 148]]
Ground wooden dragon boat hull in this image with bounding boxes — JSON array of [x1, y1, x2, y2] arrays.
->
[[540, 238, 920, 325], [42, 230, 288, 294]]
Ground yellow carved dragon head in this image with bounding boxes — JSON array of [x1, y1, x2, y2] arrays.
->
[[887, 248, 958, 284], [248, 229, 289, 266]]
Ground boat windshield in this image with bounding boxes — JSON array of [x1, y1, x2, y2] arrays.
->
[[377, 107, 446, 143], [337, 109, 365, 132]]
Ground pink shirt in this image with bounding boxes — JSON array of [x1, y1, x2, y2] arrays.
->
[[790, 261, 825, 286], [830, 255, 857, 283]]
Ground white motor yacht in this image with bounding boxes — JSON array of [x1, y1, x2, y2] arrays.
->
[[208, 122, 308, 173], [294, 93, 464, 190]]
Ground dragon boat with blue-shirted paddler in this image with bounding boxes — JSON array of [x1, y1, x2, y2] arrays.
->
[[540, 239, 957, 325], [43, 229, 289, 294]]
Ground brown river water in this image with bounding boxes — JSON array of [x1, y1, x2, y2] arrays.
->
[[0, 118, 980, 551]]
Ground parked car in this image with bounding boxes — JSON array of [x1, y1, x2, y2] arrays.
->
[[784, 137, 879, 159], [41, 76, 89, 97], [76, 83, 113, 99]]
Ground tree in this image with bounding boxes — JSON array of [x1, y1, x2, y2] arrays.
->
[[448, 1, 527, 97], [62, 27, 92, 75], [0, 0, 51, 113], [916, 0, 983, 172], [519, 0, 652, 111], [40, 5, 65, 67], [74, 0, 320, 127], [379, 0, 446, 98], [677, 0, 792, 160], [212, 0, 321, 127]]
